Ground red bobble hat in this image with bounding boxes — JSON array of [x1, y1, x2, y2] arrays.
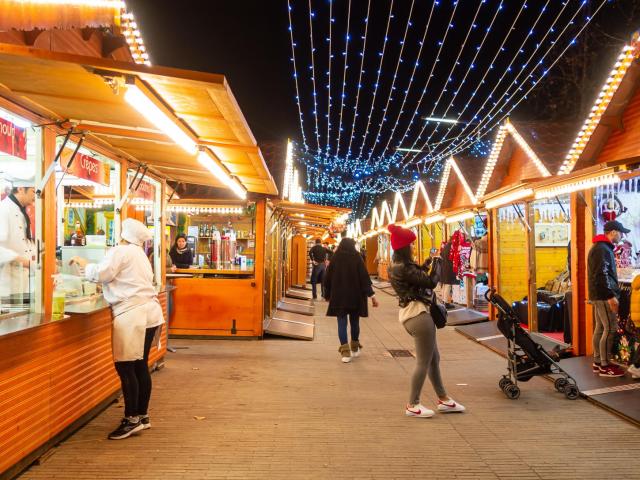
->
[[388, 224, 417, 251]]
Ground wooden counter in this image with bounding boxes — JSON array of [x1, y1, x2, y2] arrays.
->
[[169, 276, 263, 337], [174, 267, 254, 276], [0, 292, 168, 479]]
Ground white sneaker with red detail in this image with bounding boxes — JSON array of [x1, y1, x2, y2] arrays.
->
[[628, 365, 640, 379], [437, 399, 466, 413], [405, 404, 435, 418]]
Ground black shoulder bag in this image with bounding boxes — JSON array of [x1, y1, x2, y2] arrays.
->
[[429, 291, 448, 329]]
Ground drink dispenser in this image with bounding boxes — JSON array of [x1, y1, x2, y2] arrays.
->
[[209, 226, 221, 269]]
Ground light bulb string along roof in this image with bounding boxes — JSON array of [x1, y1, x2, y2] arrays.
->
[[364, 0, 416, 164], [430, 0, 607, 167], [398, 0, 489, 167], [356, 0, 395, 162], [413, 0, 548, 167], [421, 0, 586, 167]]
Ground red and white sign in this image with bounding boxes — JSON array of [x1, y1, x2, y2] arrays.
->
[[133, 178, 155, 201], [0, 117, 27, 160], [61, 149, 111, 186]]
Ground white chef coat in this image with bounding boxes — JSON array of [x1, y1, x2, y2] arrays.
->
[[0, 196, 35, 299], [85, 244, 164, 361]]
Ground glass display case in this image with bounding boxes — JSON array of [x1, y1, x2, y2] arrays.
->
[[170, 203, 257, 274], [53, 140, 120, 310]]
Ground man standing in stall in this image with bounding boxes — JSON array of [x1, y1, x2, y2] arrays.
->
[[309, 238, 328, 300], [0, 176, 35, 305], [588, 220, 629, 378]]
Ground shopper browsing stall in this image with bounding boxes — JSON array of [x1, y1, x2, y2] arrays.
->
[[588, 220, 629, 378], [387, 224, 465, 418], [70, 218, 165, 440]]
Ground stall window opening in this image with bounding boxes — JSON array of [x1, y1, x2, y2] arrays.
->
[[0, 107, 41, 316]]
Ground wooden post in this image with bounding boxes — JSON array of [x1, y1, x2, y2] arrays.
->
[[160, 180, 167, 288], [488, 208, 498, 321], [525, 201, 538, 332], [42, 127, 57, 318]]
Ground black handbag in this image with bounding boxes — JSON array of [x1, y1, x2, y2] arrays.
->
[[429, 292, 448, 329]]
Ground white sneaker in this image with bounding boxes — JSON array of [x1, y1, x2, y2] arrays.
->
[[437, 399, 466, 413], [405, 404, 435, 418], [628, 365, 640, 379], [341, 356, 352, 363]]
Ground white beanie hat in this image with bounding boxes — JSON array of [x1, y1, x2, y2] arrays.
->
[[121, 218, 153, 246]]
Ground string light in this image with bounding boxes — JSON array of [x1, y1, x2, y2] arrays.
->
[[430, 0, 600, 165], [334, 0, 352, 157], [120, 10, 151, 66], [287, 0, 309, 151], [535, 173, 621, 199], [325, 0, 333, 157], [307, 0, 321, 151], [483, 187, 533, 210], [167, 205, 244, 214]]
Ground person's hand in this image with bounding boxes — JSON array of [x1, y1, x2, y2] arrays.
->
[[607, 296, 619, 314], [371, 296, 379, 307], [69, 256, 88, 268], [15, 256, 30, 268], [170, 265, 177, 273]]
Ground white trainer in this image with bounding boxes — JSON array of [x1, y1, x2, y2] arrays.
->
[[628, 365, 640, 379], [341, 356, 352, 363], [405, 404, 435, 418], [437, 399, 466, 413]]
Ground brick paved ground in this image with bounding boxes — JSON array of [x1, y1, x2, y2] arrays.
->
[[21, 290, 640, 479]]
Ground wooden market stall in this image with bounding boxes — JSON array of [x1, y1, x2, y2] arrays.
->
[[261, 201, 350, 340], [0, 42, 275, 477]]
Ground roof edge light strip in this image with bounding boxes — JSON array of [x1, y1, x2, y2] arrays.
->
[[558, 40, 639, 175]]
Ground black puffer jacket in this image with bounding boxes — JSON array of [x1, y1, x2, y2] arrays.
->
[[388, 257, 442, 307], [587, 235, 620, 300]]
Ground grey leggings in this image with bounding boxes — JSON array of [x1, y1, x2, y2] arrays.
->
[[592, 300, 618, 366], [403, 312, 447, 405]]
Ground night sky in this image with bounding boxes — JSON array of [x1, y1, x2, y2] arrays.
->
[[126, 1, 640, 216]]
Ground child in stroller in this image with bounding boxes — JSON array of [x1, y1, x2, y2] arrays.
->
[[485, 288, 580, 400]]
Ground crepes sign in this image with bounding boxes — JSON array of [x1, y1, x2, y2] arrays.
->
[[61, 149, 110, 186], [0, 117, 27, 160]]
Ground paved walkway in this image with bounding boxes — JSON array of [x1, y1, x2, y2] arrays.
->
[[21, 290, 640, 479]]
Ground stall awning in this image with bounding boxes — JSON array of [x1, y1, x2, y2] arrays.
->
[[0, 43, 277, 195], [272, 200, 351, 236]]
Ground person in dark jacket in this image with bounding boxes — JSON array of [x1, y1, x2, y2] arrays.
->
[[388, 224, 465, 418], [169, 234, 193, 269], [323, 237, 378, 363], [439, 240, 456, 304], [588, 220, 629, 378], [309, 239, 328, 299]]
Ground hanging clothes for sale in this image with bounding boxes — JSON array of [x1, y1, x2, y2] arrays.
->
[[440, 241, 457, 285], [450, 230, 472, 277]]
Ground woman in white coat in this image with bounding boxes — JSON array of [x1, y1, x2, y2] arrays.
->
[[71, 218, 164, 440]]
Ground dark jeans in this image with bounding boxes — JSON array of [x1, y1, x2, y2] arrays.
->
[[337, 313, 360, 345], [114, 326, 159, 418], [310, 263, 326, 298]]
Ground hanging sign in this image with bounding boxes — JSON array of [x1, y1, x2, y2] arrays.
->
[[131, 177, 155, 201], [0, 117, 27, 160], [61, 149, 111, 186]]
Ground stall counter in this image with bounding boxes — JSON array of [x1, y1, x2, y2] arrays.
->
[[0, 291, 169, 479]]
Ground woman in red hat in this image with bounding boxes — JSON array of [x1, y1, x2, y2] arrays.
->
[[387, 224, 465, 418]]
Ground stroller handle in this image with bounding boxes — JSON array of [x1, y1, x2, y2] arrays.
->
[[484, 287, 497, 302]]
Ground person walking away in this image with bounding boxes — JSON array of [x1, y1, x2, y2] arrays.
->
[[309, 238, 328, 299], [70, 219, 165, 439], [0, 176, 36, 306], [588, 220, 629, 378], [323, 237, 378, 362], [169, 233, 193, 268], [387, 224, 465, 418]]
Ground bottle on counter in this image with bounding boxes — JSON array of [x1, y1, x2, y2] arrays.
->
[[70, 221, 85, 246], [52, 275, 65, 320]]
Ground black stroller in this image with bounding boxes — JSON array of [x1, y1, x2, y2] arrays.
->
[[485, 288, 580, 400]]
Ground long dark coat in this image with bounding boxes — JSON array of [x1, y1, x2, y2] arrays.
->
[[324, 249, 374, 317], [440, 241, 457, 285]]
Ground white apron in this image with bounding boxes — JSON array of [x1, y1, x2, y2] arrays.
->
[[0, 198, 35, 300], [112, 299, 164, 362]]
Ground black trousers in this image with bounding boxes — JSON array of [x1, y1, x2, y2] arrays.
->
[[114, 326, 159, 418]]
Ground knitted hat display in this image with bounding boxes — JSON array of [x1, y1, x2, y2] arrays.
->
[[388, 224, 417, 251]]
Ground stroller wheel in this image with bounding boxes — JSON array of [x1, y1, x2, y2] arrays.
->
[[564, 385, 580, 400], [504, 384, 521, 400], [499, 377, 512, 391], [554, 378, 569, 393]]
